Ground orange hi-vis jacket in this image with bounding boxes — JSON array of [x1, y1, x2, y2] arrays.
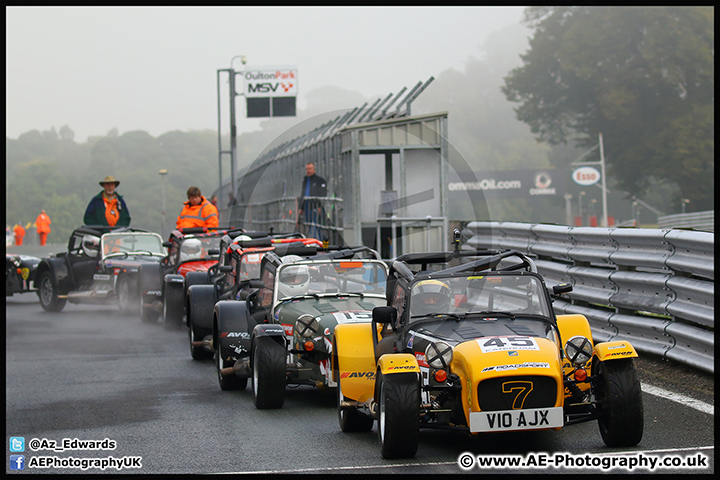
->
[[13, 224, 25, 244], [36, 213, 52, 233], [176, 196, 219, 229]]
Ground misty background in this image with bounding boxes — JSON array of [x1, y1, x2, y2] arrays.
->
[[6, 7, 713, 243]]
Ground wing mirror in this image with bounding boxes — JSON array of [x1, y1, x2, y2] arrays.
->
[[552, 283, 573, 295]]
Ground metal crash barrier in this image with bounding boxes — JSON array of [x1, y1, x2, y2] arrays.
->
[[463, 222, 714, 373]]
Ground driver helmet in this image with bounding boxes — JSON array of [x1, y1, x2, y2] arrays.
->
[[277, 255, 309, 299], [180, 238, 203, 262], [410, 279, 452, 315], [234, 234, 252, 244], [82, 234, 100, 258]]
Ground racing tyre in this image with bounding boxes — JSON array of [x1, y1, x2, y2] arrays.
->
[[163, 282, 184, 330], [595, 358, 644, 447], [338, 374, 374, 432], [215, 349, 248, 391], [252, 336, 286, 409], [117, 275, 139, 314], [37, 271, 67, 312], [139, 264, 161, 323], [377, 371, 420, 459]]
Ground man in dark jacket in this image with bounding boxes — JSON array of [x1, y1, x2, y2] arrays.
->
[[84, 176, 131, 227], [298, 162, 327, 239]]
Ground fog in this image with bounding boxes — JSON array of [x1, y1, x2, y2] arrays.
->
[[6, 6, 524, 142]]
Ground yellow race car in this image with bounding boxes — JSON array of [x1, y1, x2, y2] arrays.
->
[[332, 233, 643, 459]]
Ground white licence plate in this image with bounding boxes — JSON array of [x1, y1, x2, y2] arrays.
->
[[469, 407, 564, 432]]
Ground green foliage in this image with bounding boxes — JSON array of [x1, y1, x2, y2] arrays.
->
[[6, 128, 220, 242], [502, 6, 714, 210]]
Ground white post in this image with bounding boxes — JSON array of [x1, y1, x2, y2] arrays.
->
[[158, 169, 168, 238], [599, 133, 609, 227]]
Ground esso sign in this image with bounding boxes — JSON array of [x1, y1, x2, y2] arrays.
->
[[572, 167, 601, 186]]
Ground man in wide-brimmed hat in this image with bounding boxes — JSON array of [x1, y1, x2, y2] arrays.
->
[[83, 175, 131, 227]]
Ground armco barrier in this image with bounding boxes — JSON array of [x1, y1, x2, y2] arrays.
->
[[462, 222, 714, 373]]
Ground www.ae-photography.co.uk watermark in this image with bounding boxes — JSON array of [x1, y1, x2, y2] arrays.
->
[[457, 451, 709, 472]]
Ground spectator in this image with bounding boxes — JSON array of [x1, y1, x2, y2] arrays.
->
[[227, 193, 238, 207], [176, 186, 219, 229], [35, 210, 52, 246], [13, 222, 25, 246], [298, 162, 327, 239], [84, 176, 131, 227]]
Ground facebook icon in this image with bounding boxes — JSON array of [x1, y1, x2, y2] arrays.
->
[[10, 455, 25, 470]]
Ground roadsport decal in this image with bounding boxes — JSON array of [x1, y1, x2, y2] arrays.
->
[[481, 362, 550, 372], [477, 336, 539, 353], [332, 311, 373, 324]]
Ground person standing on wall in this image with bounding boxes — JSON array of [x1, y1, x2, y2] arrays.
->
[[84, 176, 131, 227], [298, 162, 327, 240], [13, 222, 25, 246], [35, 210, 52, 246], [176, 186, 219, 230]]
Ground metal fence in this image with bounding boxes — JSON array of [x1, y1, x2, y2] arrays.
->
[[462, 222, 714, 373], [657, 210, 714, 231]]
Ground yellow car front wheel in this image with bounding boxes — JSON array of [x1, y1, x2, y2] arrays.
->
[[377, 371, 420, 459], [595, 358, 644, 447]]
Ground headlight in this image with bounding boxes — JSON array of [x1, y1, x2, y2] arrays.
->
[[295, 314, 319, 338], [425, 341, 453, 369], [564, 335, 593, 366]]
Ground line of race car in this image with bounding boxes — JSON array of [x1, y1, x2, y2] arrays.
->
[[9, 225, 644, 459]]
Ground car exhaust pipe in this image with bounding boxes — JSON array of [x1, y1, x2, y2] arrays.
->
[[220, 358, 250, 377]]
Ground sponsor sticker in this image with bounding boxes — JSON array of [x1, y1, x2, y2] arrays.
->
[[477, 336, 540, 353], [332, 311, 372, 324]]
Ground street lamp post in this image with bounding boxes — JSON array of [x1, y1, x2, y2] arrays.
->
[[159, 169, 168, 238], [217, 55, 247, 225]]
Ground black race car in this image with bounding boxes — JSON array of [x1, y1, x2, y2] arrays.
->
[[138, 226, 249, 329], [34, 226, 166, 312], [6, 253, 41, 296], [186, 233, 318, 360], [213, 244, 388, 409]]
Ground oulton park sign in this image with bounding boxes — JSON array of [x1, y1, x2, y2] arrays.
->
[[242, 68, 298, 98]]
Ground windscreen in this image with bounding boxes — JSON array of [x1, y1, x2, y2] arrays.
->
[[276, 260, 387, 300], [102, 233, 165, 256], [408, 274, 551, 319]]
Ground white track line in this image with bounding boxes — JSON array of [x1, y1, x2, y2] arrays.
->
[[641, 383, 714, 416]]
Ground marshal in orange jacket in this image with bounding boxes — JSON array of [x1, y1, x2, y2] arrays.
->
[[175, 196, 219, 229]]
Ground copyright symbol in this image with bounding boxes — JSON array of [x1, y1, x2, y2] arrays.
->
[[458, 452, 475, 470], [29, 438, 41, 450]]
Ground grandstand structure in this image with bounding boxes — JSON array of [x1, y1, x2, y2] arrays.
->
[[220, 77, 460, 257]]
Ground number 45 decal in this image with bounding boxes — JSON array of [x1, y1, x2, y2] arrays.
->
[[477, 336, 540, 353]]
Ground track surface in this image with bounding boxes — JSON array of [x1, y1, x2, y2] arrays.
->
[[5, 292, 714, 474]]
